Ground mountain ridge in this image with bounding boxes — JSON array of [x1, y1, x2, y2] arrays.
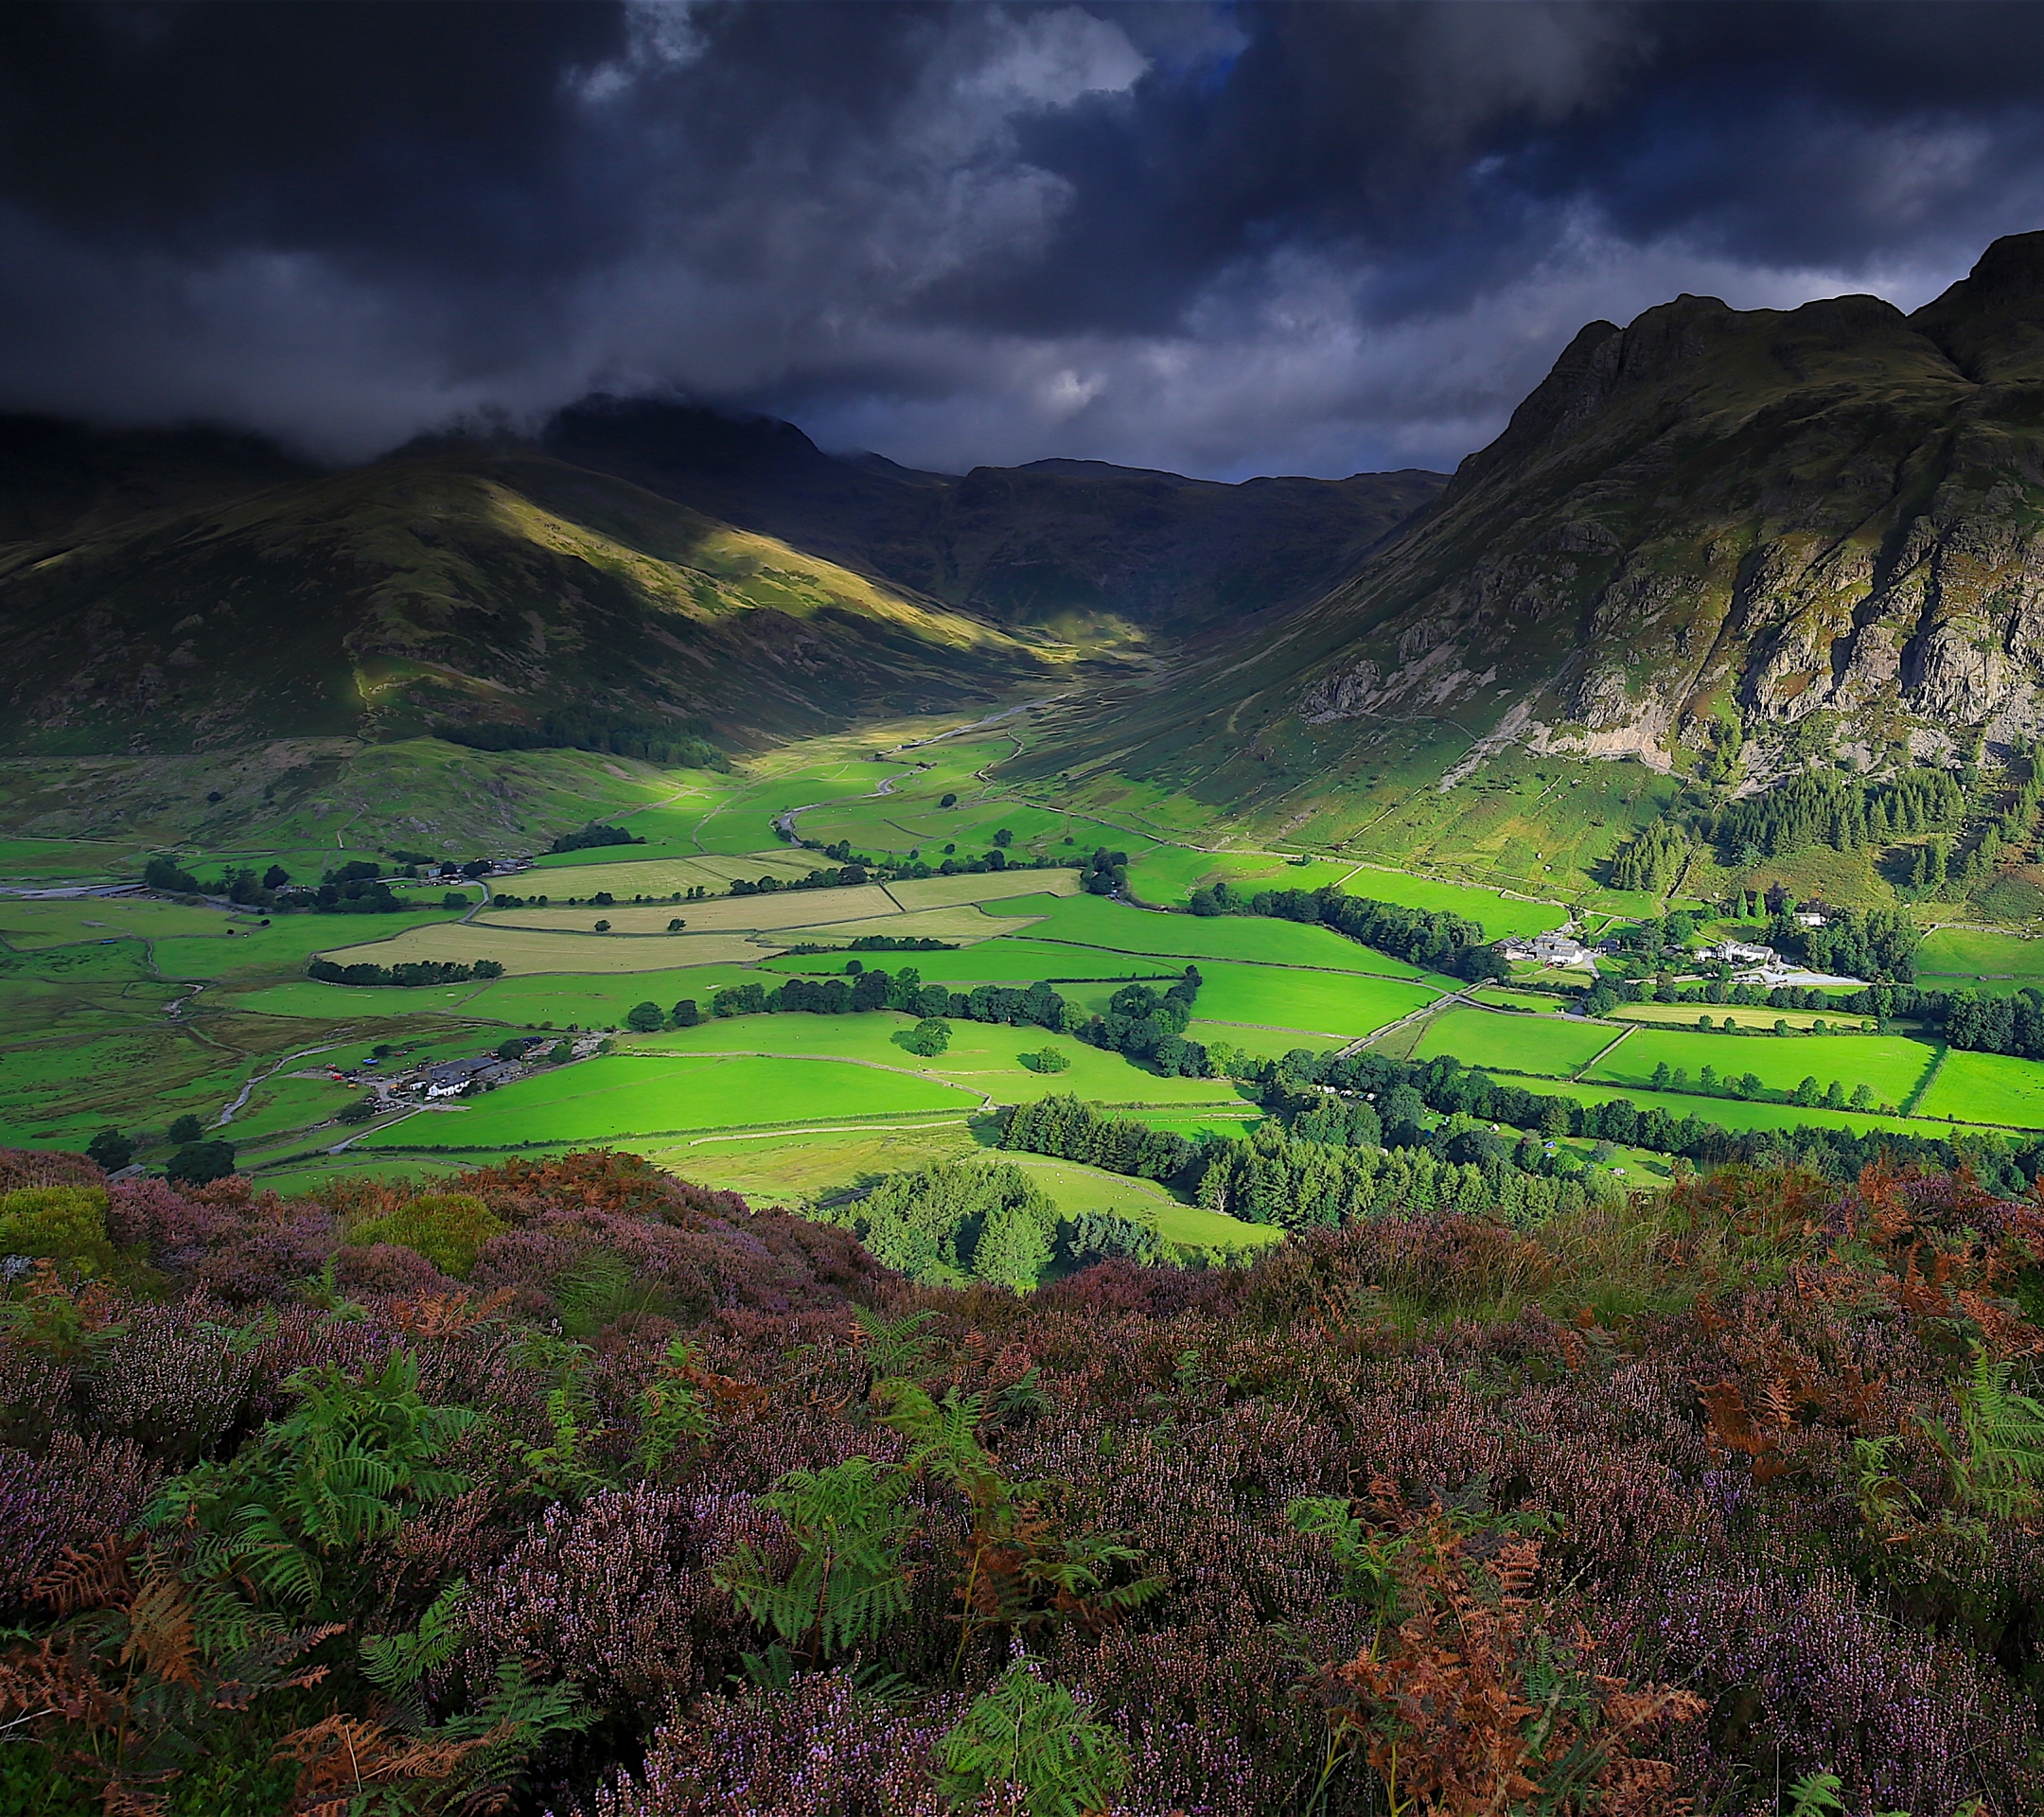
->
[[1028, 230, 2044, 828], [0, 401, 1442, 756]]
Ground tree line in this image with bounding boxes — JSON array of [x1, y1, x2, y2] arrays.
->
[[307, 957, 505, 987], [437, 710, 730, 771], [701, 966, 1211, 1074]]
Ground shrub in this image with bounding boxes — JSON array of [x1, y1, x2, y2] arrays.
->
[[165, 1140, 238, 1187], [349, 1191, 506, 1279], [0, 1185, 115, 1276], [83, 1129, 132, 1172], [892, 1017, 951, 1058]]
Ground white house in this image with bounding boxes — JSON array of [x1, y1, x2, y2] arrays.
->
[[1711, 939, 1776, 965]]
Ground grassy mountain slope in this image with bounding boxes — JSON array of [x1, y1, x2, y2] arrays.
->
[[1017, 231, 2044, 847], [0, 445, 1063, 754], [543, 397, 1446, 633]]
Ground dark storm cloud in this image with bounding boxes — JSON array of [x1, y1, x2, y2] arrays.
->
[[1, 1, 2041, 478]]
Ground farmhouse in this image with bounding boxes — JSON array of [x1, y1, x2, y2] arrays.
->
[[417, 1055, 522, 1098], [1502, 930, 1595, 966], [1711, 939, 1777, 965]]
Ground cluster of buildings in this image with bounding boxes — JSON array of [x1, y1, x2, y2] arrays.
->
[[334, 1033, 606, 1106]]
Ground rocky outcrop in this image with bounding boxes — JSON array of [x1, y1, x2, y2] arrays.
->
[[1270, 233, 2044, 775]]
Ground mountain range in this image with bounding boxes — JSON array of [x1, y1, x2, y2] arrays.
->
[[0, 401, 1440, 755], [8, 228, 2044, 809]]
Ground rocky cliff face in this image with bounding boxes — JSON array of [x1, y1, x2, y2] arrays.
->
[[1161, 231, 2044, 788]]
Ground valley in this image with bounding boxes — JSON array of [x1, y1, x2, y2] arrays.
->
[[10, 679, 2044, 1289]]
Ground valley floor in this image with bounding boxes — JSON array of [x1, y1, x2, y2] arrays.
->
[[5, 709, 2044, 1276]]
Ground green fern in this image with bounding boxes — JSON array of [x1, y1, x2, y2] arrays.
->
[[1921, 1349, 2044, 1520], [875, 1376, 997, 1496], [852, 1304, 941, 1378], [711, 1455, 912, 1664], [633, 1334, 714, 1479], [1786, 1772, 1845, 1817], [935, 1661, 1129, 1817], [362, 1579, 469, 1723], [149, 1350, 476, 1617], [507, 1329, 614, 1499]]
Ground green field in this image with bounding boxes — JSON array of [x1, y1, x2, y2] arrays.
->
[[1323, 866, 1567, 938], [1185, 961, 1441, 1038], [1014, 894, 1430, 976], [1532, 1076, 1990, 1141], [1411, 1007, 1615, 1077], [1917, 926, 2044, 985], [1584, 1026, 1937, 1109], [362, 1053, 986, 1147], [1916, 1050, 2044, 1129], [631, 1012, 1248, 1109]]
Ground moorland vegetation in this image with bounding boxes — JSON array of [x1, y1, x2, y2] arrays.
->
[[1, 1145, 2042, 1817]]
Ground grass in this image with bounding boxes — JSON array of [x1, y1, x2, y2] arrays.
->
[[1531, 1076, 1998, 1141], [1014, 895, 1429, 976], [322, 924, 768, 976], [963, 1150, 1283, 1251], [0, 898, 231, 948], [1122, 847, 1366, 903], [1614, 1001, 1873, 1032], [1583, 1026, 1938, 1107], [886, 870, 1084, 909], [153, 911, 467, 982], [1184, 961, 1442, 1039], [1319, 864, 1568, 938], [769, 906, 1048, 945], [1916, 926, 2044, 983], [523, 848, 819, 887], [629, 1012, 1248, 1108], [1468, 986, 1577, 1014], [360, 1053, 986, 1148], [1410, 1008, 1615, 1077], [764, 945, 1180, 984], [485, 883, 903, 934], [220, 1074, 361, 1142], [1916, 1050, 2044, 1130]]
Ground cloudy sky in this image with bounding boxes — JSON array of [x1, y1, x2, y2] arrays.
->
[[2, 1, 2042, 480]]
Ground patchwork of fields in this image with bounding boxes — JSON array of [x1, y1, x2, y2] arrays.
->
[[6, 707, 2044, 1264]]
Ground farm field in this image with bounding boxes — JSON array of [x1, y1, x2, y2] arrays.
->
[[1612, 1001, 1873, 1032], [485, 882, 904, 933], [0, 897, 228, 947], [1916, 1050, 2044, 1128], [632, 1013, 1249, 1109], [1177, 961, 1442, 1039], [1318, 865, 1567, 938], [1583, 1026, 1937, 1109], [361, 1053, 988, 1148], [1015, 894, 1432, 976], [1467, 986, 1576, 1014], [1530, 1076, 1981, 1141], [323, 924, 769, 975], [1410, 1008, 1615, 1077], [1916, 926, 2044, 985], [9, 705, 2044, 1227]]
